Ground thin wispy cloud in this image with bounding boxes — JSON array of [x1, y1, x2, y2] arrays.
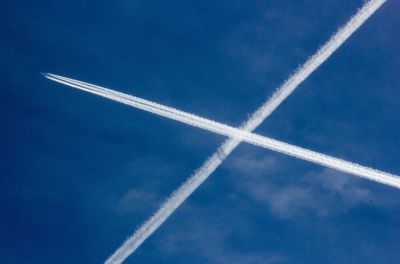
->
[[158, 203, 287, 264], [115, 188, 160, 216], [43, 1, 387, 263], [230, 161, 374, 219]]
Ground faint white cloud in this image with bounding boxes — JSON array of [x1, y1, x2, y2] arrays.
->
[[227, 153, 377, 219], [227, 153, 280, 176], [115, 188, 159, 215], [238, 177, 322, 219], [267, 186, 316, 218], [308, 169, 372, 207], [226, 152, 320, 218], [159, 204, 287, 264], [113, 156, 176, 215]]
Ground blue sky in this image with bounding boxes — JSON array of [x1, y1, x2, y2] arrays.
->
[[1, 0, 400, 263]]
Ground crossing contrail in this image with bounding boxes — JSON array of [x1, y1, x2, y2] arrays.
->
[[44, 1, 387, 263], [45, 72, 400, 189]]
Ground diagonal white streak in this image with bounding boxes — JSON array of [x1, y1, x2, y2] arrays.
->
[[47, 51, 398, 248], [45, 1, 387, 263], [45, 73, 400, 189]]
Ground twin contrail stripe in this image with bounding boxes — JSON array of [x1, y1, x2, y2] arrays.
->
[[45, 73, 400, 191]]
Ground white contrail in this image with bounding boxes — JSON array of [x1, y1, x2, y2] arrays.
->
[[104, 0, 386, 262], [45, 1, 387, 263], [45, 72, 400, 189]]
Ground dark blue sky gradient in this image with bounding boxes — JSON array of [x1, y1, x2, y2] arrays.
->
[[1, 0, 400, 263]]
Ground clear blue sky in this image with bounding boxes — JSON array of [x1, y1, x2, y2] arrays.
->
[[1, 0, 400, 263]]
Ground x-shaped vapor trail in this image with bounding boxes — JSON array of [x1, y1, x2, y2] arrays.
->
[[43, 1, 387, 263]]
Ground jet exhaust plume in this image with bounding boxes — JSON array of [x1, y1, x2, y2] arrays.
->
[[45, 72, 400, 191]]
